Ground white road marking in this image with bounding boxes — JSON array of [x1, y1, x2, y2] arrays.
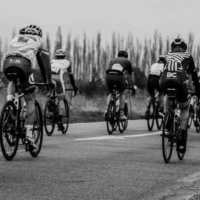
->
[[75, 131, 161, 141], [177, 172, 200, 183]]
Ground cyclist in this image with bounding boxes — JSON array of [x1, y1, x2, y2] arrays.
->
[[145, 55, 165, 118], [3, 24, 55, 149], [105, 50, 135, 120], [50, 49, 78, 130], [160, 38, 200, 153]]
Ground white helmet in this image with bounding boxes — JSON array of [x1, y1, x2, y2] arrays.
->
[[55, 49, 66, 57], [20, 24, 42, 37]]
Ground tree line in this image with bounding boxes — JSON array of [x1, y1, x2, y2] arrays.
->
[[0, 27, 200, 92]]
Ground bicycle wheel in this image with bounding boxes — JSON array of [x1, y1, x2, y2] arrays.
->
[[187, 112, 193, 129], [147, 100, 155, 131], [155, 103, 163, 130], [44, 99, 56, 136], [29, 100, 43, 157], [60, 99, 69, 134], [177, 131, 187, 160], [0, 101, 19, 161], [162, 112, 173, 163], [106, 101, 115, 135]]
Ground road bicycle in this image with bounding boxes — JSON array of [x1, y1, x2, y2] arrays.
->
[[146, 90, 164, 131], [44, 88, 75, 136], [162, 88, 187, 163], [106, 86, 134, 135], [0, 73, 49, 161]]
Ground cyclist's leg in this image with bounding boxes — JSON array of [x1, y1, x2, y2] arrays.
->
[[52, 74, 65, 129], [19, 58, 37, 149], [7, 81, 15, 101]]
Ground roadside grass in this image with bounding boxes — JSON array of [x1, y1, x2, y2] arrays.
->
[[0, 88, 148, 123]]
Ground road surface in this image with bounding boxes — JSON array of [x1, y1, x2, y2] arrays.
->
[[0, 120, 200, 200]]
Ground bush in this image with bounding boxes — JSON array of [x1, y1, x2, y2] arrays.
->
[[133, 67, 147, 90], [78, 79, 108, 97]]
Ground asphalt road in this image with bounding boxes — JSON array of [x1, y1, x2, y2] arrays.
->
[[1, 120, 200, 200]]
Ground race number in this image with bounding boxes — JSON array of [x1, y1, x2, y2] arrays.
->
[[112, 63, 123, 71]]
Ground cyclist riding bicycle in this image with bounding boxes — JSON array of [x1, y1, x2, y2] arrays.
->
[[145, 55, 165, 118], [105, 50, 135, 120], [160, 38, 200, 153], [3, 24, 55, 149], [50, 49, 78, 130]]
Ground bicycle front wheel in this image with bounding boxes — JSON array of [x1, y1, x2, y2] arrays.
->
[[44, 99, 56, 136], [0, 101, 19, 161], [155, 103, 163, 130], [162, 112, 173, 163], [60, 99, 69, 134], [106, 101, 116, 135], [147, 100, 155, 131], [29, 100, 43, 157]]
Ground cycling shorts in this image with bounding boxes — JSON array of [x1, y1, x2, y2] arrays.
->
[[3, 56, 35, 94], [160, 71, 190, 108], [147, 75, 162, 95], [106, 70, 125, 93], [52, 73, 65, 96]]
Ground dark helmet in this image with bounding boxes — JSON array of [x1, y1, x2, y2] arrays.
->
[[158, 55, 165, 63], [19, 24, 43, 38], [118, 50, 128, 58], [171, 38, 187, 51]]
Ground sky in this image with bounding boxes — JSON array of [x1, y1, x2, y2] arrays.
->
[[0, 0, 200, 46]]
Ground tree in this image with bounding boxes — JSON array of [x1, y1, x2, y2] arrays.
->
[[96, 32, 101, 79], [111, 32, 116, 58], [46, 33, 51, 57], [66, 32, 71, 61], [54, 26, 63, 57]]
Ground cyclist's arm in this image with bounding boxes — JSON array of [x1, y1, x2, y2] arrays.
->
[[127, 61, 135, 86], [36, 49, 52, 84], [67, 63, 76, 89], [189, 56, 200, 90]]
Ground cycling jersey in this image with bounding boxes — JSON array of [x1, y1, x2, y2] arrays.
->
[[6, 34, 46, 65], [108, 57, 133, 74], [160, 51, 200, 107], [51, 59, 71, 75], [51, 59, 71, 96], [149, 63, 164, 76]]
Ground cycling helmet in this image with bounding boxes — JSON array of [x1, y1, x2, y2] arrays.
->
[[158, 55, 165, 63], [171, 38, 187, 51], [55, 49, 66, 57], [118, 50, 128, 58], [19, 24, 42, 37]]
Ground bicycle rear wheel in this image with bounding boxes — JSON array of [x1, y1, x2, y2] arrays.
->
[[60, 99, 69, 134], [177, 131, 187, 160], [155, 103, 163, 130], [29, 100, 43, 157], [162, 112, 173, 163], [106, 101, 116, 135], [0, 101, 19, 161], [44, 99, 56, 136], [147, 100, 155, 131]]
